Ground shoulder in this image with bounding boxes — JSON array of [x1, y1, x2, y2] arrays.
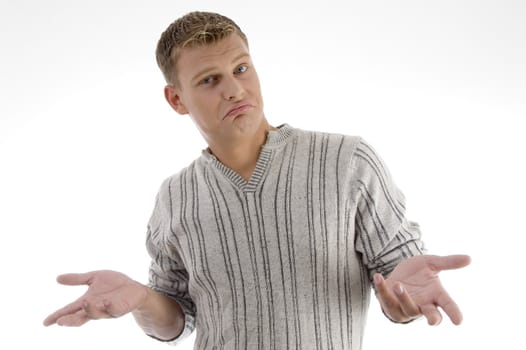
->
[[291, 126, 363, 151], [349, 138, 389, 173], [155, 157, 204, 204], [298, 126, 392, 180]]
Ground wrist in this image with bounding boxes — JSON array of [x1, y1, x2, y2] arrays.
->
[[134, 283, 155, 312]]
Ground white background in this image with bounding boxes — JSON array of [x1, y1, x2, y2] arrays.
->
[[1, 0, 525, 349]]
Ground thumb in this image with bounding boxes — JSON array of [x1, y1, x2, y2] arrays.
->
[[56, 272, 95, 286], [428, 254, 471, 272]]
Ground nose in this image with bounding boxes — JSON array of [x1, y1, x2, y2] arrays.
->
[[221, 75, 245, 101]]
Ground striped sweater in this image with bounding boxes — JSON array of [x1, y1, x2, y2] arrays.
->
[[146, 124, 424, 350]]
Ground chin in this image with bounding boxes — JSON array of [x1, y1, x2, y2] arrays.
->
[[231, 114, 262, 132]]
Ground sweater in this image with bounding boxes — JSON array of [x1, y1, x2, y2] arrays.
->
[[145, 124, 424, 350]]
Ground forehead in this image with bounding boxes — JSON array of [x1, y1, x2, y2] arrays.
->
[[176, 34, 250, 77]]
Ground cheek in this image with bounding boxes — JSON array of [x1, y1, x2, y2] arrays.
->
[[191, 94, 221, 118], [246, 76, 262, 97], [190, 93, 211, 110]]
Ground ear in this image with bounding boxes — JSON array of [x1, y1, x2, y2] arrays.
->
[[164, 85, 188, 115]]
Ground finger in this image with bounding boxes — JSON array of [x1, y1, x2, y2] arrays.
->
[[427, 255, 471, 272], [373, 273, 392, 299], [373, 274, 403, 318], [43, 300, 83, 326], [436, 290, 463, 325], [56, 309, 90, 327], [56, 272, 96, 286], [393, 283, 421, 318], [420, 304, 443, 326]]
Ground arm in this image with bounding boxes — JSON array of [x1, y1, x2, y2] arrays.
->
[[132, 285, 185, 340], [43, 270, 185, 340], [349, 140, 470, 325]]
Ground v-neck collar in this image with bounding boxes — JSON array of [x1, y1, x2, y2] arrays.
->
[[201, 124, 295, 192]]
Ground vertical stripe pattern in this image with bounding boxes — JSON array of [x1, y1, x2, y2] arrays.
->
[[145, 124, 425, 350]]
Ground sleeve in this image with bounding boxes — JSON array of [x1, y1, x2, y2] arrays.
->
[[145, 178, 196, 345], [351, 138, 426, 280]]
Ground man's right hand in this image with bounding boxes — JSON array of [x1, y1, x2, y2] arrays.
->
[[43, 270, 148, 327]]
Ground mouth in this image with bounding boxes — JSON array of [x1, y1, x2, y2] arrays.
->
[[223, 103, 253, 120]]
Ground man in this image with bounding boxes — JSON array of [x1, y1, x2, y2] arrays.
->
[[43, 11, 470, 350]]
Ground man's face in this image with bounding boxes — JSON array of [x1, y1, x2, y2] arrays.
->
[[166, 34, 265, 144]]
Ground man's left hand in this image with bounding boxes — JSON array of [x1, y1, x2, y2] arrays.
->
[[374, 254, 471, 325]]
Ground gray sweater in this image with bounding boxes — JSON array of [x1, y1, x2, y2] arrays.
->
[[146, 124, 424, 350]]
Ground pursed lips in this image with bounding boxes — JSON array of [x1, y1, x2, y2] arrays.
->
[[223, 103, 253, 120]]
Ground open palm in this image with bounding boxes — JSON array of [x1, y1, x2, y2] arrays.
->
[[43, 270, 148, 327], [374, 254, 471, 325]]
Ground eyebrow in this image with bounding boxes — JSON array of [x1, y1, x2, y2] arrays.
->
[[191, 52, 250, 85]]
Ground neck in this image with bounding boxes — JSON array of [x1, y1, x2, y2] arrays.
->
[[207, 121, 276, 181]]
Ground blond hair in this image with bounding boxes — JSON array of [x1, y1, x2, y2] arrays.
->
[[156, 11, 248, 85]]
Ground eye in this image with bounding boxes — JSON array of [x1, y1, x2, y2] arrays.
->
[[199, 76, 216, 85], [234, 65, 248, 75]]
